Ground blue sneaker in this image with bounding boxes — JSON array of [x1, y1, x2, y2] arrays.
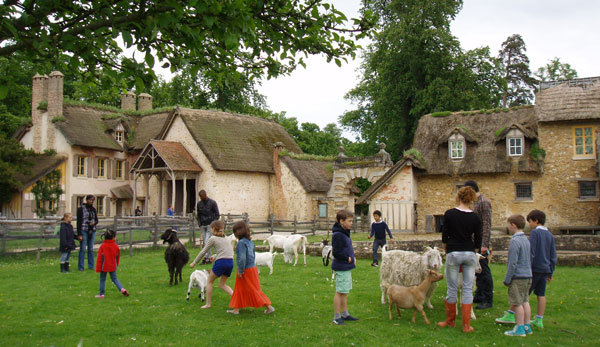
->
[[332, 318, 345, 325], [504, 325, 526, 337], [342, 314, 360, 321], [524, 324, 533, 335]]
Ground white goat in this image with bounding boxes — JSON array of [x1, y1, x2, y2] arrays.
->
[[379, 245, 443, 309], [186, 269, 209, 301], [282, 235, 307, 266], [320, 240, 332, 266], [264, 235, 287, 253], [457, 253, 484, 320], [255, 251, 278, 275]]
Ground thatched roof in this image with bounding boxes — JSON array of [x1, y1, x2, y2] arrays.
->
[[150, 140, 203, 172], [55, 105, 171, 151], [535, 80, 600, 122], [280, 156, 332, 193], [174, 108, 302, 174], [13, 153, 67, 189], [356, 158, 422, 205], [413, 108, 540, 175]]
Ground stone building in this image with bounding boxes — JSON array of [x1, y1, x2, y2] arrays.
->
[[5, 71, 337, 221], [358, 77, 600, 232]]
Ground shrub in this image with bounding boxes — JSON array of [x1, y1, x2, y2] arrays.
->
[[51, 115, 66, 123]]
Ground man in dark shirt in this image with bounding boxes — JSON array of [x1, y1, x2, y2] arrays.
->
[[76, 195, 98, 271], [464, 180, 494, 310], [196, 190, 220, 264]]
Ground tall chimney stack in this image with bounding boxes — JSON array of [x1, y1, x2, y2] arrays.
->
[[121, 91, 136, 111], [31, 73, 48, 152], [46, 71, 64, 150], [137, 93, 153, 111]]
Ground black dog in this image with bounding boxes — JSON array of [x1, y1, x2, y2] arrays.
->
[[160, 228, 190, 286]]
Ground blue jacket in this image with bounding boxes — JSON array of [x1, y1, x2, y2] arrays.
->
[[59, 222, 77, 252], [504, 232, 532, 285], [331, 222, 355, 271], [235, 238, 255, 275], [370, 221, 392, 240], [530, 226, 557, 275]]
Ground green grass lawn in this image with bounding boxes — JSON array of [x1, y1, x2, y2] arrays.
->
[[1, 248, 598, 346]]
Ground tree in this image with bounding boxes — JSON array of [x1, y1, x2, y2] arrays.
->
[[0, 1, 373, 93], [31, 169, 63, 217], [498, 34, 537, 107], [341, 0, 504, 159], [0, 132, 36, 204], [535, 58, 578, 82]]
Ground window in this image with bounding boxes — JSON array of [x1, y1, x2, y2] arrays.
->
[[115, 130, 123, 143], [76, 196, 84, 208], [115, 160, 124, 179], [96, 196, 104, 216], [97, 158, 106, 178], [449, 140, 465, 159], [573, 126, 595, 157], [515, 182, 532, 200], [578, 181, 598, 199], [48, 200, 56, 211], [77, 156, 86, 176], [318, 203, 327, 218], [508, 137, 523, 156]]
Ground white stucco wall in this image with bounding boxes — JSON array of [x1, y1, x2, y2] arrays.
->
[[279, 161, 314, 221], [369, 165, 416, 231], [21, 131, 33, 149]]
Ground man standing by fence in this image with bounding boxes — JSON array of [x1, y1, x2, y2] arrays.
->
[[77, 195, 98, 271], [196, 190, 220, 264]]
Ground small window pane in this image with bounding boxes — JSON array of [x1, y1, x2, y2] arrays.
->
[[515, 183, 532, 200], [576, 146, 584, 155], [579, 181, 598, 198], [585, 127, 592, 136], [318, 204, 327, 218], [575, 128, 583, 136]]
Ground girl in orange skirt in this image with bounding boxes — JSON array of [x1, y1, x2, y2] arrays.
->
[[228, 221, 275, 315]]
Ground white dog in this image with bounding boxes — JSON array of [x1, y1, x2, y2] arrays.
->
[[186, 269, 209, 301], [282, 235, 307, 266], [255, 251, 278, 275]]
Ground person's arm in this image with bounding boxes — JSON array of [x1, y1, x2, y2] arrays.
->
[[473, 216, 483, 252], [59, 224, 67, 251], [529, 230, 538, 264], [503, 240, 517, 286], [368, 223, 374, 239], [441, 211, 450, 244], [116, 246, 121, 267], [190, 238, 214, 267], [385, 222, 393, 239], [479, 200, 491, 252], [76, 208, 83, 236], [212, 201, 220, 221], [236, 241, 247, 276], [549, 236, 557, 278]]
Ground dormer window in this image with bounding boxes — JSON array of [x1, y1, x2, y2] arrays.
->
[[449, 133, 465, 159], [506, 129, 524, 157], [115, 124, 124, 144]]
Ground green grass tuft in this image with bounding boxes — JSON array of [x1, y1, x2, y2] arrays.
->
[[431, 111, 452, 117], [51, 115, 66, 123]]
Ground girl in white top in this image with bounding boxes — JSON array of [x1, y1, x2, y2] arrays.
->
[[190, 220, 234, 308]]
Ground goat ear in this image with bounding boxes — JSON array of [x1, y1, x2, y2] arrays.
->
[[421, 253, 429, 267]]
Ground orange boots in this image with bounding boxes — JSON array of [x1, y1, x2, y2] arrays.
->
[[437, 299, 456, 328], [461, 303, 474, 333]]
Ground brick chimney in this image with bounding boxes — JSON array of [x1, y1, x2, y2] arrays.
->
[[46, 70, 64, 150], [31, 73, 48, 152], [138, 93, 152, 111], [270, 142, 288, 219], [121, 91, 136, 111]]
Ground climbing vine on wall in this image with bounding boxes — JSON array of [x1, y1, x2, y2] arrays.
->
[[32, 169, 63, 217]]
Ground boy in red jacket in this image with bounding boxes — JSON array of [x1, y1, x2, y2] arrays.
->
[[95, 229, 129, 298]]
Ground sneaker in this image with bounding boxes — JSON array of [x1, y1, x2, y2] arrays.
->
[[495, 311, 516, 324], [342, 314, 360, 321], [531, 317, 544, 329], [121, 288, 129, 297], [95, 295, 104, 299], [504, 325, 526, 337], [332, 318, 345, 325], [371, 262, 378, 267], [524, 324, 533, 335]]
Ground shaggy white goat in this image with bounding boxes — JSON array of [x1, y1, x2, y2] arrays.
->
[[320, 240, 332, 266], [282, 235, 307, 266], [186, 269, 209, 301], [457, 253, 484, 320], [255, 251, 278, 275], [379, 245, 443, 308], [264, 235, 287, 253]]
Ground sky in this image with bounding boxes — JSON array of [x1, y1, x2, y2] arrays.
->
[[254, 0, 600, 138]]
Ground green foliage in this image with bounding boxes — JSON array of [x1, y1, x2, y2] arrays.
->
[[31, 169, 63, 217], [0, 1, 373, 92], [50, 115, 66, 123], [495, 127, 507, 137], [100, 113, 122, 120], [341, 0, 505, 160], [278, 149, 335, 162], [498, 34, 538, 107], [37, 100, 47, 111], [535, 57, 578, 82], [402, 148, 424, 162], [431, 111, 452, 117], [530, 141, 547, 162], [0, 133, 36, 203], [43, 149, 57, 156]]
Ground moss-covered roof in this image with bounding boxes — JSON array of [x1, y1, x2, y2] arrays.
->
[[535, 80, 600, 122], [280, 156, 332, 193], [13, 153, 67, 189], [175, 108, 302, 174]]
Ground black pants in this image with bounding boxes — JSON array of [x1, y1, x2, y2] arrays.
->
[[474, 251, 493, 304]]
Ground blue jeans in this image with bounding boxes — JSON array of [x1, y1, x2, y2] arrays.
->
[[78, 231, 96, 270], [372, 239, 386, 262], [60, 251, 71, 263], [99, 271, 123, 295], [200, 225, 211, 260], [445, 251, 477, 304]]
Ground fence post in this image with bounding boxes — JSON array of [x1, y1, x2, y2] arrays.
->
[[153, 215, 159, 247], [326, 214, 330, 239], [129, 223, 133, 256], [243, 212, 249, 224], [190, 216, 196, 247], [293, 215, 297, 234], [269, 214, 274, 235], [0, 223, 6, 256], [312, 215, 317, 235], [36, 224, 44, 265]]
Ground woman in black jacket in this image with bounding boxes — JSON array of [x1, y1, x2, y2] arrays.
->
[[59, 212, 77, 273]]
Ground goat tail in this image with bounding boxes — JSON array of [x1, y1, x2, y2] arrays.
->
[[382, 244, 388, 258], [272, 251, 278, 257]]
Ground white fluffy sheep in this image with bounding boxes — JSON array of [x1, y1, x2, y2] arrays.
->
[[255, 251, 278, 275], [379, 245, 443, 308]]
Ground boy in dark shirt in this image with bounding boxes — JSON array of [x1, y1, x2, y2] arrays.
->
[[367, 210, 393, 267]]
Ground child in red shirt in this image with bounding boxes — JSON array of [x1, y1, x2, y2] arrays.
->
[[95, 229, 129, 298]]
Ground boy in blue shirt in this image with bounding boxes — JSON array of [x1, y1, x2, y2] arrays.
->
[[503, 215, 533, 337], [332, 210, 358, 325], [367, 210, 393, 267]]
